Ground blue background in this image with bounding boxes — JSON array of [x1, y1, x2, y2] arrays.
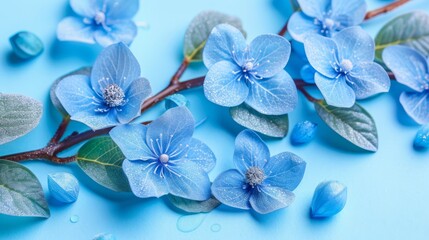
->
[[1, 0, 429, 239]]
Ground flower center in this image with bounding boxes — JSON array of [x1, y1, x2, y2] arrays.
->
[[245, 167, 265, 187], [339, 59, 353, 73], [243, 61, 254, 72], [94, 11, 106, 25], [323, 18, 335, 29], [159, 154, 170, 164], [102, 84, 126, 108]]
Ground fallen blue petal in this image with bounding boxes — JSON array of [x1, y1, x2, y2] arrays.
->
[[165, 94, 189, 110], [9, 31, 44, 59], [291, 121, 318, 145], [311, 181, 347, 218], [414, 125, 429, 149], [48, 172, 79, 203]]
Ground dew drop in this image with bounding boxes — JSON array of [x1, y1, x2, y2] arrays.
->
[[210, 224, 221, 232], [92, 233, 116, 240], [70, 214, 79, 223], [176, 213, 207, 233]]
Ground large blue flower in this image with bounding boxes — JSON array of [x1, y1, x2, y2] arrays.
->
[[203, 24, 298, 115], [110, 107, 215, 201], [383, 46, 429, 125], [56, 42, 151, 130], [288, 0, 367, 42], [211, 130, 306, 214], [57, 0, 139, 47], [304, 27, 390, 108]]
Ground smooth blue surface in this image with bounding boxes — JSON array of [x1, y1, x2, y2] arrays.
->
[[1, 0, 429, 239]]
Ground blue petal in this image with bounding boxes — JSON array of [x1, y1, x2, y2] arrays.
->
[[70, 0, 100, 18], [164, 160, 211, 201], [383, 45, 429, 92], [311, 181, 347, 218], [122, 159, 168, 198], [56, 74, 118, 129], [297, 0, 331, 19], [185, 138, 216, 172], [300, 64, 316, 84], [414, 125, 429, 149], [288, 12, 322, 43], [246, 70, 298, 115], [333, 27, 374, 64], [249, 186, 295, 214], [304, 34, 338, 78], [93, 20, 137, 47], [348, 62, 390, 99], [91, 42, 140, 95], [233, 130, 270, 175], [105, 0, 139, 21], [146, 107, 195, 156], [109, 124, 155, 161], [248, 34, 291, 78], [315, 73, 355, 108], [204, 61, 249, 107], [57, 17, 95, 44], [117, 77, 152, 124], [400, 91, 429, 125], [203, 24, 247, 69], [263, 152, 306, 191], [211, 169, 251, 210], [331, 0, 367, 26]]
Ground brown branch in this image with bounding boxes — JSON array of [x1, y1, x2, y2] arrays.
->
[[294, 80, 319, 102], [365, 0, 411, 20], [170, 58, 190, 84], [278, 20, 288, 36], [48, 115, 70, 144]]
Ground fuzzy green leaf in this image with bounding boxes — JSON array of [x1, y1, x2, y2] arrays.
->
[[0, 94, 42, 145], [168, 194, 221, 213], [77, 136, 131, 192], [230, 103, 289, 138], [184, 10, 245, 61], [0, 160, 50, 218], [375, 11, 429, 62], [315, 101, 378, 152], [50, 67, 91, 116]]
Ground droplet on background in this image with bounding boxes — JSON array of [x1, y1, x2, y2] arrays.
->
[[210, 223, 221, 232], [70, 214, 80, 223], [176, 214, 207, 233], [92, 233, 116, 240]]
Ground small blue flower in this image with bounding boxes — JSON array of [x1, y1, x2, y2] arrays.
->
[[57, 0, 139, 47], [414, 125, 429, 149], [291, 120, 318, 145], [56, 42, 151, 130], [311, 181, 347, 218], [383, 46, 429, 125], [203, 24, 298, 115], [211, 130, 306, 214], [288, 0, 367, 42], [304, 27, 390, 108], [109, 107, 216, 201]]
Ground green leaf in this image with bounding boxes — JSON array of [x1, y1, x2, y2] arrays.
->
[[184, 10, 245, 62], [230, 103, 289, 138], [0, 94, 42, 145], [0, 159, 50, 218], [50, 67, 91, 116], [168, 194, 221, 213], [375, 11, 429, 62], [290, 0, 300, 11], [314, 100, 378, 152], [77, 136, 131, 192]]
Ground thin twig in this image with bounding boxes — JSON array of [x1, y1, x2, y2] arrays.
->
[[170, 58, 190, 84], [48, 115, 70, 144], [365, 0, 411, 20]]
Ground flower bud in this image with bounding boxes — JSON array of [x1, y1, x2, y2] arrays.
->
[[9, 31, 44, 59], [311, 181, 347, 218], [291, 121, 318, 145], [48, 172, 79, 203], [165, 94, 188, 110]]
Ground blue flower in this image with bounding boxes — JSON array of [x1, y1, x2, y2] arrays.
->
[[304, 27, 390, 108], [383, 45, 429, 125], [310, 181, 347, 218], [203, 24, 298, 115], [109, 107, 216, 201], [288, 0, 367, 42], [56, 42, 151, 130], [211, 130, 306, 214], [57, 0, 139, 47]]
